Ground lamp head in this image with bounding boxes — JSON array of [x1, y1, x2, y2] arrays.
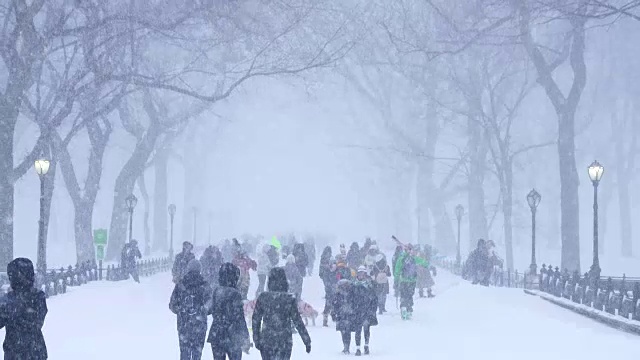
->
[[34, 159, 50, 176], [168, 204, 176, 216], [527, 189, 541, 210], [455, 204, 464, 219], [125, 194, 138, 211], [588, 160, 604, 185]]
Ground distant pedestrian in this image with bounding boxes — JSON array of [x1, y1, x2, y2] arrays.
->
[[292, 243, 309, 277], [170, 259, 210, 360], [173, 241, 196, 283], [252, 267, 311, 360], [0, 258, 48, 360], [207, 263, 251, 360], [121, 240, 142, 282], [284, 255, 303, 300], [200, 246, 223, 288]]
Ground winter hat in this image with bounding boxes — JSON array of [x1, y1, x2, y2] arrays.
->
[[357, 266, 368, 273], [218, 262, 240, 288], [286, 254, 296, 264], [7, 258, 35, 291], [339, 244, 346, 254], [186, 259, 201, 274], [182, 241, 193, 250], [268, 267, 289, 292], [370, 244, 378, 251]]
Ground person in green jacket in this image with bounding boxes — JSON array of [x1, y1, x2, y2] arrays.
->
[[393, 244, 429, 320]]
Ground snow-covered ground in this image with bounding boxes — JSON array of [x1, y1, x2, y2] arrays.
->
[[1, 267, 638, 359]]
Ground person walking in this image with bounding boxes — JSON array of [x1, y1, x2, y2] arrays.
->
[[318, 246, 335, 327], [121, 240, 142, 282], [352, 266, 378, 355], [0, 258, 48, 360], [173, 241, 196, 283], [369, 248, 391, 314], [284, 255, 303, 301], [331, 278, 356, 355], [255, 244, 275, 298], [292, 243, 309, 277], [393, 245, 429, 320], [252, 267, 311, 360], [169, 260, 210, 360], [207, 263, 251, 360]]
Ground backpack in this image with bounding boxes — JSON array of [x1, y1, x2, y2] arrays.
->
[[401, 255, 417, 280]]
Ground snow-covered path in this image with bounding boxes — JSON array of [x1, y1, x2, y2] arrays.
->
[[2, 268, 638, 359]]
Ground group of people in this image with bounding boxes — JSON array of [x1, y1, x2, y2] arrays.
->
[[461, 239, 503, 286], [169, 238, 312, 360]]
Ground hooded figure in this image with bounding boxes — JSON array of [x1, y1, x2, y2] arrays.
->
[[173, 241, 196, 283], [0, 258, 48, 359], [169, 259, 210, 360], [292, 243, 309, 277], [121, 240, 142, 282], [200, 246, 224, 287], [346, 242, 362, 269], [207, 263, 250, 360], [255, 245, 275, 298], [252, 267, 311, 360], [284, 254, 303, 300]]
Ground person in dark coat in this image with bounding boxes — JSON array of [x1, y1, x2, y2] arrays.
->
[[173, 241, 196, 283], [346, 242, 362, 269], [284, 255, 303, 300], [252, 267, 311, 360], [207, 263, 251, 360], [0, 258, 48, 360], [292, 243, 309, 277], [352, 266, 378, 356], [318, 246, 335, 327], [169, 259, 211, 360], [331, 278, 356, 355], [121, 240, 142, 282], [467, 239, 490, 285], [200, 246, 223, 287]]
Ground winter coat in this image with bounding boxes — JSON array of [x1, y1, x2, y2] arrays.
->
[[257, 246, 273, 275], [393, 251, 429, 284], [335, 262, 355, 281], [200, 247, 223, 287], [0, 258, 48, 360], [352, 279, 378, 327], [121, 242, 142, 270], [346, 243, 362, 269], [252, 267, 311, 351], [318, 248, 332, 281], [172, 251, 196, 282], [169, 270, 211, 343], [292, 244, 309, 276], [284, 262, 303, 298], [267, 246, 280, 267], [370, 257, 391, 295], [207, 263, 250, 349], [232, 254, 257, 290], [331, 279, 359, 332]]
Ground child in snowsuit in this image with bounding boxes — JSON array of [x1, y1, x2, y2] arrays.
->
[[393, 245, 429, 320], [352, 266, 378, 355], [169, 259, 211, 360], [0, 258, 48, 360]]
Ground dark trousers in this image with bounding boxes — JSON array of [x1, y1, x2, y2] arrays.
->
[[377, 292, 387, 312], [126, 267, 139, 282], [355, 325, 371, 346], [211, 344, 242, 360], [259, 344, 293, 360], [323, 285, 334, 315], [179, 340, 204, 360], [256, 274, 267, 298], [399, 282, 415, 312], [341, 331, 351, 350]]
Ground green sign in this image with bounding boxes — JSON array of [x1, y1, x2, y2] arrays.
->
[[93, 229, 107, 245], [96, 245, 105, 261]]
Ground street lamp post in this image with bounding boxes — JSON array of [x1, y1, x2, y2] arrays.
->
[[588, 160, 604, 286], [168, 204, 176, 259], [455, 204, 464, 270], [125, 194, 138, 243], [34, 159, 50, 276], [526, 189, 542, 275]]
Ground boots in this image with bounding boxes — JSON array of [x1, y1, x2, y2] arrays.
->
[[355, 348, 362, 356], [400, 307, 408, 320], [364, 345, 369, 355], [418, 288, 425, 298], [427, 288, 435, 298], [323, 314, 329, 327]]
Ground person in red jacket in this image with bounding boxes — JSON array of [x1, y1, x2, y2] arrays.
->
[[233, 251, 257, 300]]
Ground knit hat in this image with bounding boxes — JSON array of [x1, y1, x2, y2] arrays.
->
[[357, 266, 367, 273], [286, 254, 296, 264]]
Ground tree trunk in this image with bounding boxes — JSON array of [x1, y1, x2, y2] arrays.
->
[[138, 174, 152, 256], [502, 161, 514, 271], [181, 158, 198, 243], [0, 99, 19, 268], [152, 149, 169, 252], [73, 201, 95, 264], [467, 115, 489, 249], [106, 125, 161, 260]]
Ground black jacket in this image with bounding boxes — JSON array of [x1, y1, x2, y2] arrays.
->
[[252, 267, 311, 351], [207, 263, 250, 349], [172, 251, 196, 281], [292, 244, 309, 276], [346, 243, 363, 269], [121, 243, 142, 269], [331, 279, 356, 332], [169, 271, 210, 340], [0, 258, 48, 360], [352, 280, 378, 327]]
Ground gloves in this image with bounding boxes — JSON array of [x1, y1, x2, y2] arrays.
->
[[305, 343, 311, 353]]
